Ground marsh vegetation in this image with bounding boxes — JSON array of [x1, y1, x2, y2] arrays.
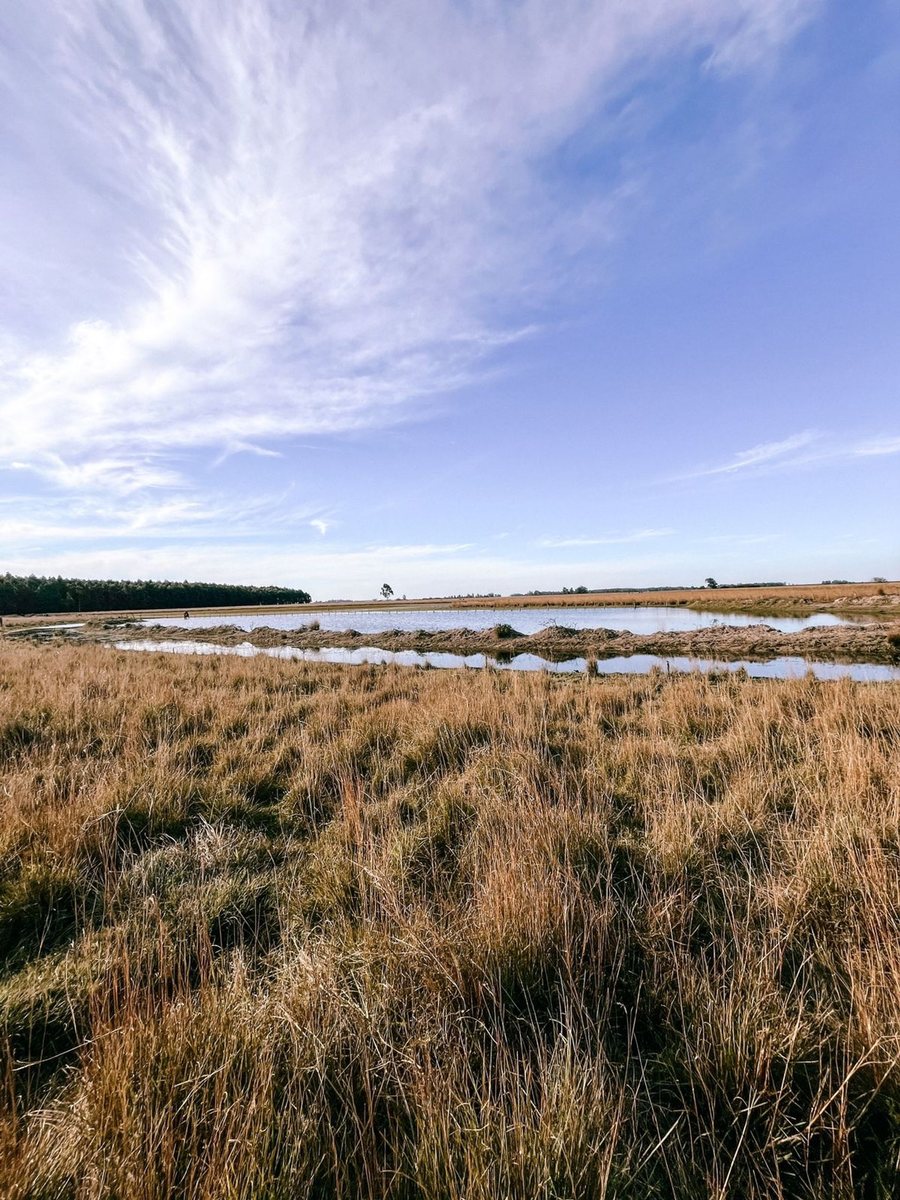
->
[[2, 642, 900, 1198]]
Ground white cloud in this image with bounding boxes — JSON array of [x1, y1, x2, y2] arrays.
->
[[8, 454, 185, 495], [675, 429, 900, 481], [0, 0, 819, 482], [853, 435, 900, 458], [700, 532, 782, 545], [536, 528, 674, 548], [211, 442, 285, 468], [0, 487, 327, 545], [706, 0, 818, 72], [675, 431, 821, 479], [0, 540, 695, 600]]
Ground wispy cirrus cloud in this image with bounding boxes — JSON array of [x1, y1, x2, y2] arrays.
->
[[0, 0, 819, 487], [536, 528, 674, 548], [674, 431, 822, 480], [674, 430, 900, 481], [0, 486, 331, 546], [8, 455, 185, 496], [853, 435, 900, 458], [211, 443, 285, 469]]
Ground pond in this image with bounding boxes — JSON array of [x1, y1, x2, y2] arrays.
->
[[115, 640, 900, 683], [143, 605, 862, 636]]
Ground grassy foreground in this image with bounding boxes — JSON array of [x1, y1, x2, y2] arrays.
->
[[2, 645, 900, 1198]]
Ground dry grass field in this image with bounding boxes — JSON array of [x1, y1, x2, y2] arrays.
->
[[459, 581, 900, 616], [2, 642, 900, 1198]]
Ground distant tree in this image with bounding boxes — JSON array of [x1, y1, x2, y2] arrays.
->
[[705, 577, 719, 589], [380, 583, 394, 600]]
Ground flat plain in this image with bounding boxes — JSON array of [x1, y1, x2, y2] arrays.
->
[[5, 579, 900, 628]]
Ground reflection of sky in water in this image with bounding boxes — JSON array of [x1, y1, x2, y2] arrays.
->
[[593, 655, 900, 682], [143, 605, 862, 636], [7, 623, 85, 633], [115, 641, 900, 683]]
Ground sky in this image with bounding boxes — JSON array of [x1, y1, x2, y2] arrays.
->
[[1, 0, 898, 600]]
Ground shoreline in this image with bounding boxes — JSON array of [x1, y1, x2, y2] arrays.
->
[[3, 581, 900, 626], [44, 617, 900, 666]]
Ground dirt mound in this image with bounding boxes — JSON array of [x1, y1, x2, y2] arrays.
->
[[531, 625, 618, 642], [492, 623, 524, 639]]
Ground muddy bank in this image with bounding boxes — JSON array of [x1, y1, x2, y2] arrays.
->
[[72, 618, 900, 665]]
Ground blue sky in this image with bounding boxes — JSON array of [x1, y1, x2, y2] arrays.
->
[[1, 0, 898, 599]]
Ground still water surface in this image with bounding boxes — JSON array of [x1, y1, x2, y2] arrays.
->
[[145, 606, 860, 636], [116, 640, 900, 683]]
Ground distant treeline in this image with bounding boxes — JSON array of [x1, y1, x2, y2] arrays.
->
[[0, 574, 311, 616], [519, 582, 789, 597], [717, 581, 787, 589]]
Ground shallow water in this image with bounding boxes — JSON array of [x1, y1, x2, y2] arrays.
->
[[115, 640, 588, 674], [143, 605, 860, 636], [593, 655, 900, 683], [115, 640, 900, 682], [7, 622, 86, 633]]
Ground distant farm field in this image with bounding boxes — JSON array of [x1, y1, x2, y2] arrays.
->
[[456, 580, 900, 615], [2, 642, 900, 1198]]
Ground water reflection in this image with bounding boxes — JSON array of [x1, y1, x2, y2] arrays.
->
[[7, 622, 85, 634], [114, 640, 900, 683], [115, 640, 589, 674], [593, 655, 900, 683], [143, 605, 862, 637]]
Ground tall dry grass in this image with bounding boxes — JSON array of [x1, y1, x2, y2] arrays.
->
[[1, 642, 900, 1198]]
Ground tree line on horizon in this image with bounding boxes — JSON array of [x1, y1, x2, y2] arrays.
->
[[0, 573, 311, 616]]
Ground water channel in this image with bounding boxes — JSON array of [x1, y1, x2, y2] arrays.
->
[[116, 639, 900, 683]]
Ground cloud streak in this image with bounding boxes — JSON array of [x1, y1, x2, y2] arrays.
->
[[0, 539, 699, 601], [0, 0, 818, 481], [537, 528, 674, 548], [0, 486, 330, 545], [675, 430, 900, 481], [674, 432, 822, 479]]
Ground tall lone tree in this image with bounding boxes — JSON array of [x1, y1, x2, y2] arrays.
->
[[380, 583, 394, 600]]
